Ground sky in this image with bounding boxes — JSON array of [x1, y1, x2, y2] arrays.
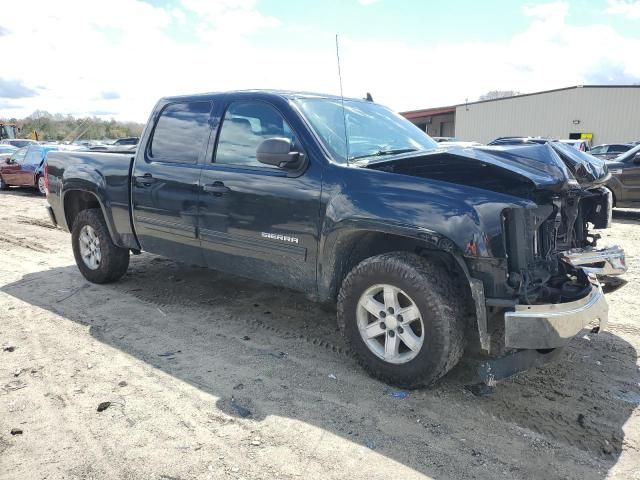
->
[[0, 0, 639, 122]]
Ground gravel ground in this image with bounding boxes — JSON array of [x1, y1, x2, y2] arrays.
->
[[1, 188, 639, 480]]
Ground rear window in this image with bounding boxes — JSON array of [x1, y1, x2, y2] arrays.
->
[[149, 101, 212, 163]]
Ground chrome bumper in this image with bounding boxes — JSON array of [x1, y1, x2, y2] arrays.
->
[[504, 275, 608, 349], [560, 245, 627, 276]]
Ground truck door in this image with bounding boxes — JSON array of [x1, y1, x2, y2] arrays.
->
[[131, 100, 213, 265], [198, 100, 322, 292], [18, 147, 42, 186]]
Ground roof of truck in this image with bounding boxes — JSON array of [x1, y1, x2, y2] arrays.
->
[[161, 89, 370, 103]]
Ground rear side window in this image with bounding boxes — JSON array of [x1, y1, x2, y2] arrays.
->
[[149, 101, 212, 163], [24, 148, 42, 165]]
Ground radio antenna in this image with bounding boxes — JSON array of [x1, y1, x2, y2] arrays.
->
[[335, 34, 350, 164]]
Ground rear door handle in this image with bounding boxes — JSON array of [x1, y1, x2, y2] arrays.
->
[[203, 182, 230, 195], [134, 173, 156, 187]]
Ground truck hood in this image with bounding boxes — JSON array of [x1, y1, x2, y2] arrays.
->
[[360, 143, 609, 195]]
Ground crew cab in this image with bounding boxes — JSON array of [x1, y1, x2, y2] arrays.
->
[[45, 90, 626, 387]]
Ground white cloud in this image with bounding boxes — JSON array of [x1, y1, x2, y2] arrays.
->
[[606, 0, 640, 19], [358, 0, 381, 5], [0, 0, 639, 122]]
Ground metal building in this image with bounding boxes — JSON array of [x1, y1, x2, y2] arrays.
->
[[402, 85, 640, 146]]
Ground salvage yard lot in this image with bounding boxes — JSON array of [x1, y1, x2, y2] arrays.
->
[[1, 190, 640, 480]]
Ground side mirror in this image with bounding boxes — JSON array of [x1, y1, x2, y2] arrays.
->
[[257, 138, 302, 168]]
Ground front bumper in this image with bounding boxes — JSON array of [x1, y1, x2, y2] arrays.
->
[[504, 275, 608, 349], [560, 245, 627, 276]]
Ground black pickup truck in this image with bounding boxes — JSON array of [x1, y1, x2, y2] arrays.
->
[[45, 90, 626, 387]]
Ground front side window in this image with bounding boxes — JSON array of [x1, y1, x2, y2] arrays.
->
[[295, 98, 437, 163], [591, 145, 606, 155], [149, 101, 212, 163], [10, 147, 27, 163], [214, 102, 296, 168]]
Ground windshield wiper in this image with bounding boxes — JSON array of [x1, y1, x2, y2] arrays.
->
[[350, 148, 419, 161]]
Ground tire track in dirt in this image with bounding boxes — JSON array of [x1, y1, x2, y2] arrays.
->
[[0, 232, 48, 252]]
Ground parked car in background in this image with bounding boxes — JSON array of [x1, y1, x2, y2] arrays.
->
[[432, 136, 457, 143], [559, 139, 591, 152], [438, 141, 483, 148], [0, 144, 59, 194], [604, 144, 640, 208], [590, 143, 633, 160], [113, 137, 139, 146], [0, 138, 38, 148], [487, 136, 552, 146], [0, 144, 17, 162], [89, 137, 139, 152]]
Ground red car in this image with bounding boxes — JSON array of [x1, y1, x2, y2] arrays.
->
[[0, 145, 58, 195]]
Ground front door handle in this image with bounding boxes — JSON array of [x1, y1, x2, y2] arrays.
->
[[134, 173, 156, 187], [203, 182, 230, 196]]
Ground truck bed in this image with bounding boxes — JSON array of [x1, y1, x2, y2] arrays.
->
[[46, 150, 139, 249]]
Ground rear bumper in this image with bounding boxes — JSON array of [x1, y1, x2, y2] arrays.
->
[[46, 205, 57, 227], [560, 245, 627, 276], [504, 275, 607, 349]]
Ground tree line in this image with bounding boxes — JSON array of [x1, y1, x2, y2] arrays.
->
[[1, 111, 144, 142]]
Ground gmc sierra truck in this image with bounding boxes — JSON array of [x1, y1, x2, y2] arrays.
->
[[45, 90, 627, 387]]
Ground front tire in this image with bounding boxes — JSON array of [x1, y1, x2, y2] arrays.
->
[[71, 209, 129, 283], [337, 252, 465, 388]]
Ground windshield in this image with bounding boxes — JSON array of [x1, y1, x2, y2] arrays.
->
[[295, 98, 437, 163]]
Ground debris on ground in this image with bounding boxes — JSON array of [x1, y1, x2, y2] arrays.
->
[[230, 398, 251, 418], [3, 345, 16, 352], [602, 439, 614, 455], [118, 381, 128, 387], [10, 428, 23, 435], [328, 373, 337, 380], [365, 439, 375, 449], [97, 401, 112, 412], [241, 335, 250, 341], [577, 413, 586, 428], [158, 350, 181, 357], [464, 383, 496, 397], [4, 380, 27, 392], [389, 390, 409, 399]]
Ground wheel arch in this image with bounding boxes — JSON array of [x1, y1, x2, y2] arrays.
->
[[62, 189, 124, 247]]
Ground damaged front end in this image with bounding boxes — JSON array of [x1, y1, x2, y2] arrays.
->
[[500, 185, 625, 350], [362, 141, 627, 359]]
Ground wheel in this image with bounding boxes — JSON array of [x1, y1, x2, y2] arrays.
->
[[0, 175, 8, 191], [337, 252, 465, 388], [71, 209, 130, 283], [37, 175, 46, 195]]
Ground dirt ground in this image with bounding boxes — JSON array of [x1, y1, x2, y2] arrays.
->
[[1, 189, 639, 480]]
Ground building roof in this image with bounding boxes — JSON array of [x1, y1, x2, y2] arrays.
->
[[401, 85, 640, 118], [401, 105, 456, 119]]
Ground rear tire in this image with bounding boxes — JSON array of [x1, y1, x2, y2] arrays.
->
[[0, 175, 8, 190], [71, 209, 129, 284], [337, 252, 465, 388], [37, 175, 46, 195]]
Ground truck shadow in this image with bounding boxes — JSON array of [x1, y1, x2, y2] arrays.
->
[[3, 256, 638, 479]]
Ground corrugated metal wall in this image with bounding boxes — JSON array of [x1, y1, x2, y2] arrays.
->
[[454, 87, 640, 145]]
